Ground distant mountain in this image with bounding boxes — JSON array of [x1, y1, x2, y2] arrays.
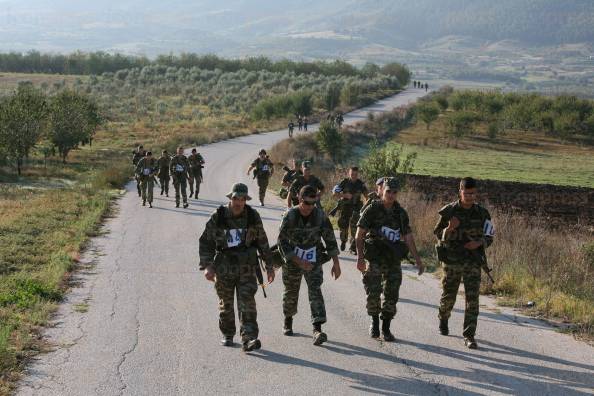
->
[[0, 0, 592, 56]]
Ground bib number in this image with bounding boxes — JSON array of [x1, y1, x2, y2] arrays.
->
[[381, 226, 401, 242], [483, 220, 495, 237], [294, 247, 316, 263], [261, 165, 270, 172], [175, 164, 184, 172], [143, 168, 151, 176], [226, 229, 245, 248]]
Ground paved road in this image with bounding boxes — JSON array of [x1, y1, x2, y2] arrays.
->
[[19, 89, 594, 395]]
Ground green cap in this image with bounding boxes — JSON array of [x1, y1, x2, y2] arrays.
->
[[226, 183, 251, 200], [383, 177, 400, 191]]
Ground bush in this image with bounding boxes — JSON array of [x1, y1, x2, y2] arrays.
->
[[315, 121, 343, 163], [360, 141, 416, 185]]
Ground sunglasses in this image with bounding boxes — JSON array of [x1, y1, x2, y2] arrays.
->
[[302, 199, 317, 206]]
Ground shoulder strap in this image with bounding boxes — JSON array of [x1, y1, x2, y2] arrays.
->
[[245, 205, 256, 227], [216, 205, 227, 228]]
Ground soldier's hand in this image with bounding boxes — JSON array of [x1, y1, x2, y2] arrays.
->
[[267, 270, 275, 284], [415, 258, 425, 276], [464, 240, 483, 250], [331, 263, 341, 280], [447, 216, 460, 230], [204, 266, 216, 282], [343, 192, 352, 200], [356, 257, 367, 273]]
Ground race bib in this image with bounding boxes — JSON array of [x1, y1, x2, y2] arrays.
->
[[175, 164, 184, 172], [261, 165, 270, 172], [483, 220, 495, 237], [143, 168, 151, 176], [381, 226, 401, 242], [226, 229, 245, 248], [294, 246, 317, 263]]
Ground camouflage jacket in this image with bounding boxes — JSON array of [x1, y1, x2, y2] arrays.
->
[[132, 150, 144, 166], [289, 175, 325, 200], [188, 153, 205, 174], [199, 205, 272, 271], [157, 155, 170, 175], [433, 200, 494, 264], [135, 157, 158, 181], [278, 207, 339, 265], [251, 157, 274, 179], [169, 154, 190, 180], [282, 169, 302, 186], [361, 191, 380, 213], [336, 177, 368, 206]]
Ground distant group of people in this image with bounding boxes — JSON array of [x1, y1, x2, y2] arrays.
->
[[288, 115, 309, 138], [413, 81, 429, 92], [132, 145, 205, 208]]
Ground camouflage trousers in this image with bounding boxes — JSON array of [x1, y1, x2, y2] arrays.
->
[[438, 262, 481, 337], [282, 262, 326, 324], [140, 178, 154, 203], [159, 174, 170, 195], [172, 176, 187, 205], [256, 177, 269, 203], [362, 259, 402, 320], [188, 170, 202, 197], [214, 262, 259, 342], [338, 203, 361, 246]]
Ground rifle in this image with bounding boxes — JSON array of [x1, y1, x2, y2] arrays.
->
[[469, 248, 495, 283], [255, 255, 267, 298], [328, 198, 349, 217]]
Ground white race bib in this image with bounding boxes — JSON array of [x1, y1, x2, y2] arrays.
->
[[175, 164, 184, 172], [381, 226, 401, 242], [261, 165, 270, 172], [226, 229, 245, 248], [294, 246, 317, 263], [143, 168, 151, 176], [483, 220, 495, 237]]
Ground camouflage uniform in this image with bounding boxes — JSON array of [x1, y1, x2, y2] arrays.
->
[[282, 169, 302, 187], [135, 157, 158, 204], [288, 175, 324, 207], [199, 203, 272, 343], [251, 157, 274, 203], [336, 178, 368, 248], [434, 200, 494, 338], [187, 152, 205, 198], [358, 200, 411, 320], [278, 207, 339, 324], [169, 154, 190, 206], [157, 154, 171, 196], [132, 150, 145, 196], [360, 191, 380, 213]]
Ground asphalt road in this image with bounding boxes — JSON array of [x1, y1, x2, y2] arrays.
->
[[18, 89, 594, 396]]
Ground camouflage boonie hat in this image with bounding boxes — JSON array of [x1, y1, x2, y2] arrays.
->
[[226, 183, 251, 200], [383, 177, 400, 191]]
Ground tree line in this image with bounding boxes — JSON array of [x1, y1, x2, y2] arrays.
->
[[0, 83, 101, 174]]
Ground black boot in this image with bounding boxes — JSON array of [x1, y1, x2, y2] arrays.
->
[[439, 319, 449, 336], [382, 318, 395, 342], [369, 315, 380, 338], [220, 336, 234, 347], [340, 241, 346, 251], [242, 339, 261, 352], [464, 336, 478, 349], [283, 317, 293, 336], [312, 323, 327, 346]]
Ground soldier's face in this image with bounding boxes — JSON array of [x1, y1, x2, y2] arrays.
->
[[460, 188, 478, 205], [349, 170, 358, 180], [382, 189, 396, 204], [302, 167, 311, 177], [230, 196, 247, 212], [299, 197, 316, 216], [177, 148, 184, 155]]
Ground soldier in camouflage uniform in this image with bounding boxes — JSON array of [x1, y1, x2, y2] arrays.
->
[[278, 185, 341, 346], [132, 145, 146, 197], [169, 146, 190, 208], [333, 166, 368, 253], [355, 178, 425, 341], [134, 151, 158, 208], [199, 183, 274, 352], [157, 150, 171, 197], [187, 148, 205, 199], [434, 177, 494, 349], [287, 161, 324, 208], [247, 149, 274, 206]]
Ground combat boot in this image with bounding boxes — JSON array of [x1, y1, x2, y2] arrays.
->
[[183, 202, 189, 208], [220, 336, 234, 347], [176, 203, 180, 208], [369, 315, 380, 338], [242, 339, 261, 352], [142, 200, 146, 206], [312, 323, 327, 346], [148, 202, 153, 208], [283, 317, 293, 336], [464, 336, 478, 349], [340, 241, 346, 251], [160, 189, 164, 196], [439, 319, 449, 336], [381, 318, 396, 342]]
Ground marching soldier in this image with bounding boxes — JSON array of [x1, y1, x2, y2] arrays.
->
[[187, 148, 205, 199], [434, 177, 494, 349], [333, 166, 368, 254], [169, 146, 190, 208], [247, 149, 274, 206], [132, 145, 146, 197], [287, 161, 324, 208], [134, 151, 158, 208], [199, 183, 274, 352], [355, 177, 424, 341], [157, 150, 171, 197], [361, 177, 385, 212], [278, 185, 341, 346]]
